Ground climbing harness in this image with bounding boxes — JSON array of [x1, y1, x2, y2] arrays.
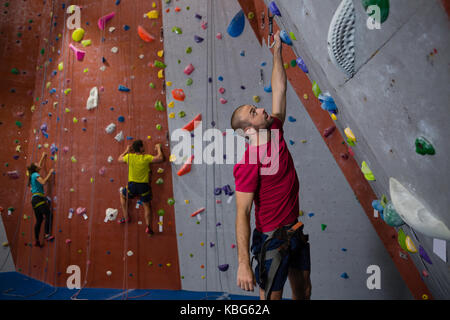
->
[[253, 221, 308, 300]]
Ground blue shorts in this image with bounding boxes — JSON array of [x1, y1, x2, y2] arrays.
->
[[122, 182, 152, 203], [251, 223, 310, 292]]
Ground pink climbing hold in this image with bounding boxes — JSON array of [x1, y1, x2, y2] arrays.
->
[[99, 166, 106, 176], [216, 32, 222, 40], [218, 87, 225, 94], [69, 43, 86, 61], [98, 12, 115, 30], [220, 98, 227, 104], [184, 63, 195, 75], [201, 21, 208, 30], [65, 239, 72, 244], [231, 244, 236, 249], [63, 146, 69, 153], [76, 207, 87, 215]]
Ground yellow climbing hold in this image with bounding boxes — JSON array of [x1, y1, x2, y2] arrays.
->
[[78, 249, 82, 254], [168, 101, 174, 108], [148, 261, 153, 266], [81, 39, 92, 47], [70, 188, 75, 192], [64, 88, 72, 95], [344, 127, 356, 142], [65, 108, 70, 113], [31, 105, 36, 112], [72, 28, 85, 42], [169, 112, 175, 119], [303, 94, 308, 100], [405, 236, 417, 253], [361, 161, 375, 181], [44, 143, 49, 148], [331, 113, 337, 121], [166, 81, 172, 87], [283, 63, 289, 69], [58, 62, 63, 71], [179, 233, 183, 236], [147, 135, 151, 140], [169, 154, 176, 162], [2, 242, 8, 247], [289, 31, 297, 40], [157, 50, 164, 57], [83, 68, 89, 73], [248, 12, 255, 19], [184, 200, 189, 204], [299, 210, 304, 216], [46, 81, 51, 89], [152, 2, 156, 8], [166, 263, 171, 267], [200, 242, 204, 246], [158, 69, 164, 79], [253, 96, 260, 103], [90, 177, 94, 183], [201, 275, 205, 279], [422, 294, 428, 300], [146, 10, 159, 19]]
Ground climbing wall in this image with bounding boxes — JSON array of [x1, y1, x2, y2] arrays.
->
[[0, 0, 45, 273], [2, 0, 181, 291], [252, 0, 449, 298]]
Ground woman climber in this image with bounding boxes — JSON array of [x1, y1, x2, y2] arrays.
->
[[27, 152, 55, 248], [118, 140, 164, 235]]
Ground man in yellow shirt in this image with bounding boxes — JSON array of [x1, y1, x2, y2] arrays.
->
[[118, 140, 164, 235]]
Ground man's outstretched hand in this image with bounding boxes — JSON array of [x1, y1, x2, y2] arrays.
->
[[273, 30, 282, 51], [237, 263, 256, 291]]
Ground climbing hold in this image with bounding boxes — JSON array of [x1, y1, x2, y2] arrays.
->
[[220, 98, 227, 104], [154, 60, 166, 68], [71, 28, 85, 42], [269, 1, 281, 16], [308, 213, 315, 218], [201, 21, 208, 30], [419, 246, 432, 264], [65, 239, 72, 244], [214, 187, 222, 196], [64, 88, 72, 95], [118, 85, 130, 92], [118, 116, 125, 123], [137, 25, 155, 42], [186, 46, 192, 54], [227, 10, 245, 38], [288, 116, 296, 123], [190, 207, 205, 218], [405, 236, 417, 253], [361, 161, 375, 181], [219, 87, 225, 94], [81, 39, 92, 47], [362, 0, 390, 24], [331, 113, 337, 121], [184, 63, 195, 75], [127, 250, 133, 257], [145, 10, 159, 19], [216, 33, 222, 40], [172, 26, 182, 34], [111, 47, 118, 54], [178, 155, 194, 176], [323, 125, 336, 138], [106, 271, 112, 276], [154, 100, 165, 111], [218, 264, 229, 272], [253, 96, 260, 103], [105, 123, 116, 134], [115, 131, 124, 142], [86, 87, 98, 110], [321, 224, 327, 231], [415, 136, 435, 155], [156, 124, 162, 130], [186, 78, 193, 86], [279, 30, 293, 46], [312, 81, 321, 98], [340, 272, 349, 279], [98, 12, 115, 30], [194, 35, 204, 43], [167, 198, 175, 205], [182, 114, 202, 132], [383, 202, 404, 227], [171, 88, 185, 101], [344, 128, 356, 142], [397, 229, 408, 251], [318, 93, 338, 112], [156, 178, 164, 185]]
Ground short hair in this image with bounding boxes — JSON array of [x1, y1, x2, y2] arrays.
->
[[231, 105, 251, 132], [132, 139, 144, 152]]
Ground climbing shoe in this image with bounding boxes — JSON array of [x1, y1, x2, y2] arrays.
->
[[45, 235, 55, 242], [145, 226, 154, 235]]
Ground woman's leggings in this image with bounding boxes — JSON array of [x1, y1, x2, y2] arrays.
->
[[31, 196, 52, 240]]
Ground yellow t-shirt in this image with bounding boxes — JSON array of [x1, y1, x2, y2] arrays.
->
[[123, 153, 154, 183]]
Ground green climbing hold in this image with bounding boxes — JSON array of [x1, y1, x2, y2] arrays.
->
[[290, 59, 297, 67], [383, 202, 404, 227], [361, 161, 375, 181], [157, 209, 165, 216], [186, 46, 192, 54], [362, 0, 390, 24], [167, 198, 175, 205], [178, 111, 186, 118], [415, 136, 435, 155], [347, 138, 356, 147], [15, 121, 22, 128], [397, 229, 408, 251], [156, 178, 164, 185], [289, 31, 297, 41], [11, 68, 19, 75], [312, 81, 321, 98], [156, 124, 162, 130], [149, 82, 155, 89], [380, 194, 388, 208], [5, 3, 9, 7], [321, 224, 327, 231], [154, 60, 166, 69], [155, 100, 165, 111], [40, 48, 45, 55], [186, 78, 193, 86], [172, 26, 182, 34]]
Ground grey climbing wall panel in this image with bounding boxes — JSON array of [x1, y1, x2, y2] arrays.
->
[[163, 0, 414, 299]]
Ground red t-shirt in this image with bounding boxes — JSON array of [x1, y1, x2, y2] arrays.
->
[[233, 116, 299, 232]]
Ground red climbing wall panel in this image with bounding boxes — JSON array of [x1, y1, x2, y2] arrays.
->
[[2, 0, 181, 290]]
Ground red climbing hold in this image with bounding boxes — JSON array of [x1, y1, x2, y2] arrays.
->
[[138, 25, 155, 42], [190, 207, 205, 217], [182, 113, 202, 132], [178, 155, 194, 176], [172, 88, 185, 101]]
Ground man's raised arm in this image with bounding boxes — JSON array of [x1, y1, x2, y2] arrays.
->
[[271, 31, 287, 125]]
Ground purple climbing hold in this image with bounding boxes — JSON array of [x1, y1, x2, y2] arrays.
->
[[222, 184, 234, 196], [195, 13, 202, 20], [296, 57, 309, 73], [40, 123, 48, 132], [269, 2, 281, 16], [210, 242, 215, 248], [194, 35, 204, 43], [214, 187, 222, 196], [216, 222, 222, 227], [218, 264, 229, 272], [419, 246, 432, 264]]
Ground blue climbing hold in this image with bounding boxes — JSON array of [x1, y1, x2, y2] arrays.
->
[[288, 116, 296, 122], [289, 140, 294, 145], [318, 93, 338, 113], [340, 272, 349, 279], [118, 116, 125, 122], [371, 200, 384, 214], [126, 136, 133, 140], [280, 30, 293, 46], [115, 0, 121, 5], [296, 57, 309, 73], [261, 62, 267, 67], [118, 85, 130, 92], [308, 213, 314, 218], [264, 85, 272, 93], [49, 88, 56, 94], [240, 50, 245, 56], [218, 76, 223, 81], [123, 24, 130, 31], [269, 2, 281, 16], [227, 10, 245, 38]]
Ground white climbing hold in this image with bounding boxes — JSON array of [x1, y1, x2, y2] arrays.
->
[[105, 123, 116, 134], [104, 208, 118, 222], [107, 156, 114, 163], [115, 131, 124, 142], [139, 54, 145, 59], [127, 250, 133, 257], [109, 27, 116, 33], [106, 270, 112, 276], [86, 87, 98, 110], [111, 47, 119, 53]]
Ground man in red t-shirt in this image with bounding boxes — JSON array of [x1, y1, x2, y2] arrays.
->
[[231, 31, 311, 300]]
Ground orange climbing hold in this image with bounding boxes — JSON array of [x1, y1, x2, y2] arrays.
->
[[190, 207, 206, 217], [138, 25, 155, 42], [182, 113, 202, 132], [171, 88, 185, 101], [178, 155, 194, 176]]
